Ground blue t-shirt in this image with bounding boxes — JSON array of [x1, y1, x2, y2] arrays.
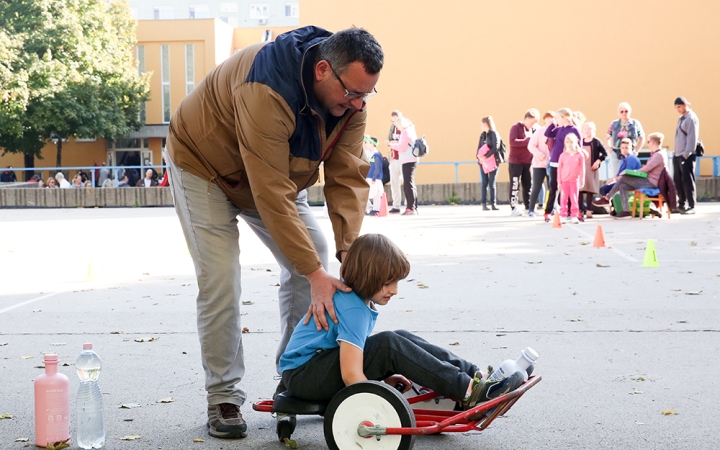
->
[[618, 154, 641, 175], [279, 290, 378, 373]]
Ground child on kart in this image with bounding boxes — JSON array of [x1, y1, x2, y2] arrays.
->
[[279, 233, 525, 409]]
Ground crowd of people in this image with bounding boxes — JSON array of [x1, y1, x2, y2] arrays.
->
[[475, 98, 700, 220], [5, 166, 164, 189]]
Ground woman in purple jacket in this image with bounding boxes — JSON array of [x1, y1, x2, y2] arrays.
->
[[543, 108, 581, 222]]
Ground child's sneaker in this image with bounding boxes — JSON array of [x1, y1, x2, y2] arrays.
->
[[511, 209, 522, 217], [367, 210, 380, 216], [462, 371, 525, 410], [561, 216, 568, 224], [571, 217, 579, 224], [544, 214, 550, 222], [527, 211, 535, 218]]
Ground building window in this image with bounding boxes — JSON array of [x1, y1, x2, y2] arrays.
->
[[161, 44, 171, 123], [137, 45, 146, 123], [189, 5, 209, 19], [285, 3, 298, 18], [154, 6, 174, 19], [220, 2, 238, 13], [250, 3, 269, 20], [185, 44, 195, 94]]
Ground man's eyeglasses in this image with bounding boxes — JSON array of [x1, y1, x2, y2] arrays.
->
[[327, 61, 377, 101]]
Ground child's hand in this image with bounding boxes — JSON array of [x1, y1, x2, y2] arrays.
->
[[383, 374, 413, 394]]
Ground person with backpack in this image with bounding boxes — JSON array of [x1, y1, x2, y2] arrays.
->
[[391, 117, 419, 215], [477, 116, 503, 211], [673, 97, 700, 214]]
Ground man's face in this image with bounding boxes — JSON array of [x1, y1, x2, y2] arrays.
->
[[314, 61, 380, 117], [675, 104, 687, 115], [648, 140, 659, 151], [390, 114, 398, 123], [146, 169, 153, 179], [524, 117, 537, 129], [620, 143, 630, 156]]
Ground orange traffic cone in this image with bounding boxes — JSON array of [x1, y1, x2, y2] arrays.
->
[[552, 212, 562, 228], [593, 225, 606, 248], [378, 192, 388, 217]]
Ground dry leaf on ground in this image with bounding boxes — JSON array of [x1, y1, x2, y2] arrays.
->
[[242, 327, 250, 333], [0, 342, 7, 346], [1, 413, 13, 419], [662, 409, 678, 415], [629, 390, 643, 395], [284, 437, 298, 448], [157, 397, 174, 403], [15, 438, 29, 442], [526, 261, 542, 264], [134, 337, 157, 343], [596, 263, 610, 268], [46, 439, 70, 450], [50, 343, 66, 346], [121, 434, 142, 440], [685, 291, 702, 295], [449, 342, 459, 346], [119, 403, 141, 409], [567, 318, 583, 322], [242, 301, 254, 305], [21, 356, 33, 359], [193, 438, 205, 442]]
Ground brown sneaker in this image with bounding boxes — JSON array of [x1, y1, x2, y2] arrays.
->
[[207, 403, 248, 439]]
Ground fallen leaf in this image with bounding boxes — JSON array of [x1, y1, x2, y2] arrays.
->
[[580, 242, 590, 246], [449, 341, 459, 346], [124, 418, 134, 421], [193, 438, 205, 443], [284, 437, 298, 448], [242, 327, 250, 333], [496, 333, 506, 337], [0, 342, 8, 346], [676, 321, 688, 324], [242, 301, 254, 305], [110, 331, 123, 334], [685, 291, 702, 295], [526, 261, 542, 264], [631, 377, 646, 382], [46, 439, 70, 450], [142, 272, 150, 275], [181, 283, 191, 286], [662, 409, 678, 415], [417, 283, 429, 289], [134, 337, 157, 343], [1, 413, 13, 419], [405, 310, 412, 312], [166, 293, 179, 296], [567, 318, 583, 322], [629, 390, 643, 395], [121, 434, 142, 440], [119, 403, 141, 409], [50, 343, 66, 346], [21, 355, 33, 359], [33, 309, 42, 313], [61, 363, 72, 367], [596, 264, 610, 268], [273, 283, 280, 286], [15, 438, 29, 442], [690, 241, 697, 246], [157, 397, 174, 403]]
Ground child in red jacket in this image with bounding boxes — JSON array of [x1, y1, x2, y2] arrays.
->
[[557, 134, 585, 224]]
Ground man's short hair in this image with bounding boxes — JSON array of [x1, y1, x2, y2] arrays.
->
[[524, 108, 540, 120], [317, 27, 384, 75], [391, 110, 402, 118], [620, 138, 633, 148], [647, 132, 664, 146]]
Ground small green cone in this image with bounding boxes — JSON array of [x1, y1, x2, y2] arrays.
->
[[642, 239, 659, 267]]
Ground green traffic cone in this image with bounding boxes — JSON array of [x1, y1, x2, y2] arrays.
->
[[642, 239, 659, 267]]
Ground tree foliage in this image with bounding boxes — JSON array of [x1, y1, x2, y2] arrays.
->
[[0, 0, 151, 167]]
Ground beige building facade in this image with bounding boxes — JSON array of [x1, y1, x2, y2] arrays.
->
[[301, 0, 720, 183]]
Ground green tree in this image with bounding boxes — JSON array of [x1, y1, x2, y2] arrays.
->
[[0, 0, 150, 176]]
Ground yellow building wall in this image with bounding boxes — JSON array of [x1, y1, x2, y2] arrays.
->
[[301, 0, 720, 182]]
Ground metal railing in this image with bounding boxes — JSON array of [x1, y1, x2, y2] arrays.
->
[[0, 165, 166, 188]]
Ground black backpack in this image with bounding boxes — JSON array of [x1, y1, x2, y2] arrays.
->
[[497, 139, 508, 163], [411, 136, 429, 157]]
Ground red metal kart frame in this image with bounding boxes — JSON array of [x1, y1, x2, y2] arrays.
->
[[253, 375, 541, 436]]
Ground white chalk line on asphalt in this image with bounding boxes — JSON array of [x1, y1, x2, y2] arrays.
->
[[567, 224, 639, 262], [0, 291, 65, 315]]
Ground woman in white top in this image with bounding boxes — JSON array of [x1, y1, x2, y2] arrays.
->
[[391, 117, 419, 215]]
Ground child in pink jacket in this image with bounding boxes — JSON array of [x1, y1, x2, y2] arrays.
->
[[557, 134, 585, 224]]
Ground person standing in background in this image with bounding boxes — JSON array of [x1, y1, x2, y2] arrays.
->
[[606, 102, 644, 177], [386, 110, 404, 213], [508, 109, 539, 216], [672, 97, 700, 214]]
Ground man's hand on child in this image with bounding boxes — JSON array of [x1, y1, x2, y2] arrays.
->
[[383, 374, 413, 394], [303, 267, 350, 331]]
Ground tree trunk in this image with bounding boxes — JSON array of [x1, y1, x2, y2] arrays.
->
[[23, 153, 35, 181], [55, 136, 63, 168]]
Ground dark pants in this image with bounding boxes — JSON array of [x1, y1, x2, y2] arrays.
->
[[480, 168, 498, 206], [599, 183, 614, 197], [673, 155, 696, 209], [282, 330, 478, 403], [509, 163, 532, 210], [579, 192, 595, 213], [544, 166, 559, 215], [528, 167, 548, 213], [402, 163, 417, 210]]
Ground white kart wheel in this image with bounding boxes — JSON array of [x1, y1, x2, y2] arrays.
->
[[324, 381, 415, 450]]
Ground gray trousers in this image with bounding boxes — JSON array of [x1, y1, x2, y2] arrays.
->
[[607, 175, 656, 211], [282, 330, 479, 402], [165, 151, 328, 406]]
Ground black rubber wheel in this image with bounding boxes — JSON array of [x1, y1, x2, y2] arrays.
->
[[324, 380, 415, 450], [276, 414, 296, 442]]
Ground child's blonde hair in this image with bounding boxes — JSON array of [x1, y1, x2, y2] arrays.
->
[[564, 133, 579, 151], [557, 108, 575, 125], [341, 234, 410, 300]]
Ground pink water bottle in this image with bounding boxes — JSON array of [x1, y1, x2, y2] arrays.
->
[[34, 354, 70, 447]]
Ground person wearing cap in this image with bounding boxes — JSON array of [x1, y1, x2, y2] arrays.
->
[[673, 97, 700, 214]]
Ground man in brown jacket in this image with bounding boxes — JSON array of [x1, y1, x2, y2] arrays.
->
[[165, 26, 383, 438]]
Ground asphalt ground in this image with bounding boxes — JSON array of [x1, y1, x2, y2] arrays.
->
[[1, 203, 718, 449]]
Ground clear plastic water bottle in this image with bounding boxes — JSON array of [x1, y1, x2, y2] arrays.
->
[[76, 343, 105, 449], [488, 347, 539, 382]]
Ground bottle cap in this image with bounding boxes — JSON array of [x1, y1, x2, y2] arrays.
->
[[522, 347, 539, 362], [44, 354, 58, 363], [83, 343, 93, 350]]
